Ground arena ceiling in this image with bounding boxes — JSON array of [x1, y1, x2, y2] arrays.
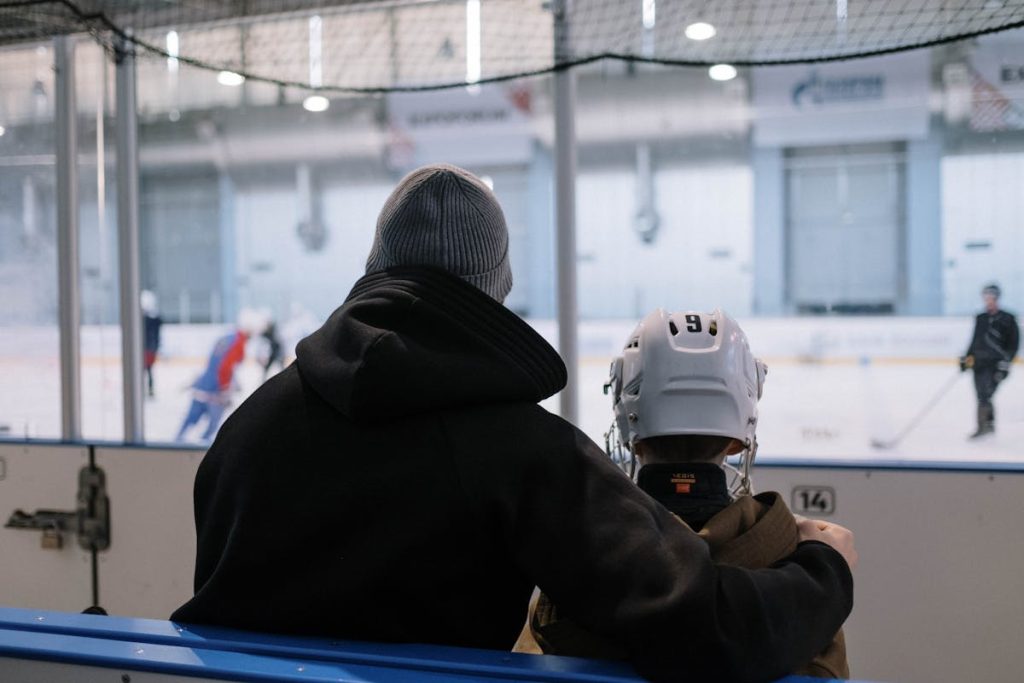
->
[[2, 0, 1023, 91]]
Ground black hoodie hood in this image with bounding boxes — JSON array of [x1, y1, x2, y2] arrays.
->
[[295, 267, 567, 421]]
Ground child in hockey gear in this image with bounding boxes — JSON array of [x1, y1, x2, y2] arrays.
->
[[519, 309, 849, 679], [960, 284, 1018, 439]]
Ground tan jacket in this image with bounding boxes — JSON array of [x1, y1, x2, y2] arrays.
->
[[514, 492, 849, 679]]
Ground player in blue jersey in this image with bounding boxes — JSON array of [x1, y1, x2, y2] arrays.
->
[[176, 311, 262, 443]]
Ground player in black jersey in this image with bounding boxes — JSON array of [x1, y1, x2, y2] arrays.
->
[[960, 284, 1019, 439]]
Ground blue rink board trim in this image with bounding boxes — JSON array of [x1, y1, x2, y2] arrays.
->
[[0, 609, 859, 683], [0, 628, 583, 683], [2, 437, 1023, 474], [0, 608, 636, 682]]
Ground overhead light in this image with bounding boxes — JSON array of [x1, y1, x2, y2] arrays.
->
[[708, 63, 737, 81], [0, 125, 5, 137], [309, 15, 323, 88], [836, 0, 848, 21], [480, 175, 494, 190], [304, 18, 329, 111], [465, 0, 481, 91], [303, 95, 330, 112], [685, 22, 716, 40], [642, 0, 656, 30], [217, 70, 245, 86], [166, 30, 179, 73]]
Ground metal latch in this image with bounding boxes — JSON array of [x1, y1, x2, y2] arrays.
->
[[5, 465, 111, 551]]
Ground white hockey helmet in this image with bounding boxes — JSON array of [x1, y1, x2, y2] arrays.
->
[[607, 309, 767, 488], [140, 290, 158, 316], [236, 307, 269, 336]]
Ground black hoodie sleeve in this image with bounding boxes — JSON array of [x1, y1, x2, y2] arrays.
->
[[448, 405, 852, 683]]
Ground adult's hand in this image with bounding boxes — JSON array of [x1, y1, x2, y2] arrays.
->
[[795, 516, 858, 571]]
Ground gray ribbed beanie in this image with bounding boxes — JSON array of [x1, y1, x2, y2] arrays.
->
[[365, 164, 513, 302]]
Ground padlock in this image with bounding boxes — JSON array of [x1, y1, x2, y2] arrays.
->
[[41, 527, 63, 550]]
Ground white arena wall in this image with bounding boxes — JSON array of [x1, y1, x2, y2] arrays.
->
[[0, 441, 1021, 683]]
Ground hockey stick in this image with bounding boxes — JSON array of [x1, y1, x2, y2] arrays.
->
[[870, 369, 963, 449]]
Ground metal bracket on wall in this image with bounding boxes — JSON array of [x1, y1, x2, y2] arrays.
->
[[4, 509, 79, 549], [4, 461, 110, 552]]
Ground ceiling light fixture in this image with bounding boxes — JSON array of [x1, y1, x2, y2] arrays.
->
[[685, 22, 716, 40], [303, 95, 330, 112], [217, 70, 245, 86], [708, 63, 737, 81]]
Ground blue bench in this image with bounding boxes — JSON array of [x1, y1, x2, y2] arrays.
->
[[0, 607, 862, 682]]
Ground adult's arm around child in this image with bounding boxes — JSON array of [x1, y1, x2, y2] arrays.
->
[[448, 404, 854, 683]]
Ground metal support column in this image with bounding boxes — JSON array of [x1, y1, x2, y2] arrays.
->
[[116, 36, 145, 443], [54, 36, 81, 441], [553, 0, 578, 424]]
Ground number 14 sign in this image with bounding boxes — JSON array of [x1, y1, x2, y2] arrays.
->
[[791, 485, 836, 515]]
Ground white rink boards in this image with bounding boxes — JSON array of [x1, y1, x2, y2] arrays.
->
[[0, 659, 203, 683], [1, 442, 1023, 683], [0, 444, 94, 612], [755, 464, 1024, 683]]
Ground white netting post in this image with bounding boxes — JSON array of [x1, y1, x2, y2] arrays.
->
[[554, 0, 578, 424]]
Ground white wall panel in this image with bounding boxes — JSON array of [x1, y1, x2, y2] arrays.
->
[[95, 447, 203, 619], [655, 165, 753, 315], [233, 179, 389, 322], [577, 170, 638, 317], [756, 465, 1024, 683], [0, 443, 93, 611], [576, 165, 753, 319], [0, 658, 202, 683], [942, 152, 1024, 315]]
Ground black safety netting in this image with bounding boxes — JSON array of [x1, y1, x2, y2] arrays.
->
[[2, 0, 1024, 92]]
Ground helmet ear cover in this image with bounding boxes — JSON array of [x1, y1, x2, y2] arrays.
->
[[754, 358, 768, 400], [605, 357, 624, 400]]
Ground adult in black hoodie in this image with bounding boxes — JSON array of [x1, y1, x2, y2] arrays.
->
[[171, 165, 853, 683]]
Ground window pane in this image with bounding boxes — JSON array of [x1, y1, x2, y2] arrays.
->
[[77, 39, 123, 442], [0, 43, 59, 439], [135, 38, 554, 442], [574, 34, 1024, 463]]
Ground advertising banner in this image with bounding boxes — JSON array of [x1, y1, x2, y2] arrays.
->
[[386, 83, 534, 169], [753, 51, 931, 146], [968, 31, 1024, 131]]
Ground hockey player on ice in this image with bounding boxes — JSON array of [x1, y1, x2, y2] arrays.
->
[[176, 309, 264, 443], [960, 284, 1018, 439], [141, 290, 163, 398]]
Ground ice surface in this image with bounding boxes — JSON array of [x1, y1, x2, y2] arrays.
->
[[1, 318, 1020, 463]]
